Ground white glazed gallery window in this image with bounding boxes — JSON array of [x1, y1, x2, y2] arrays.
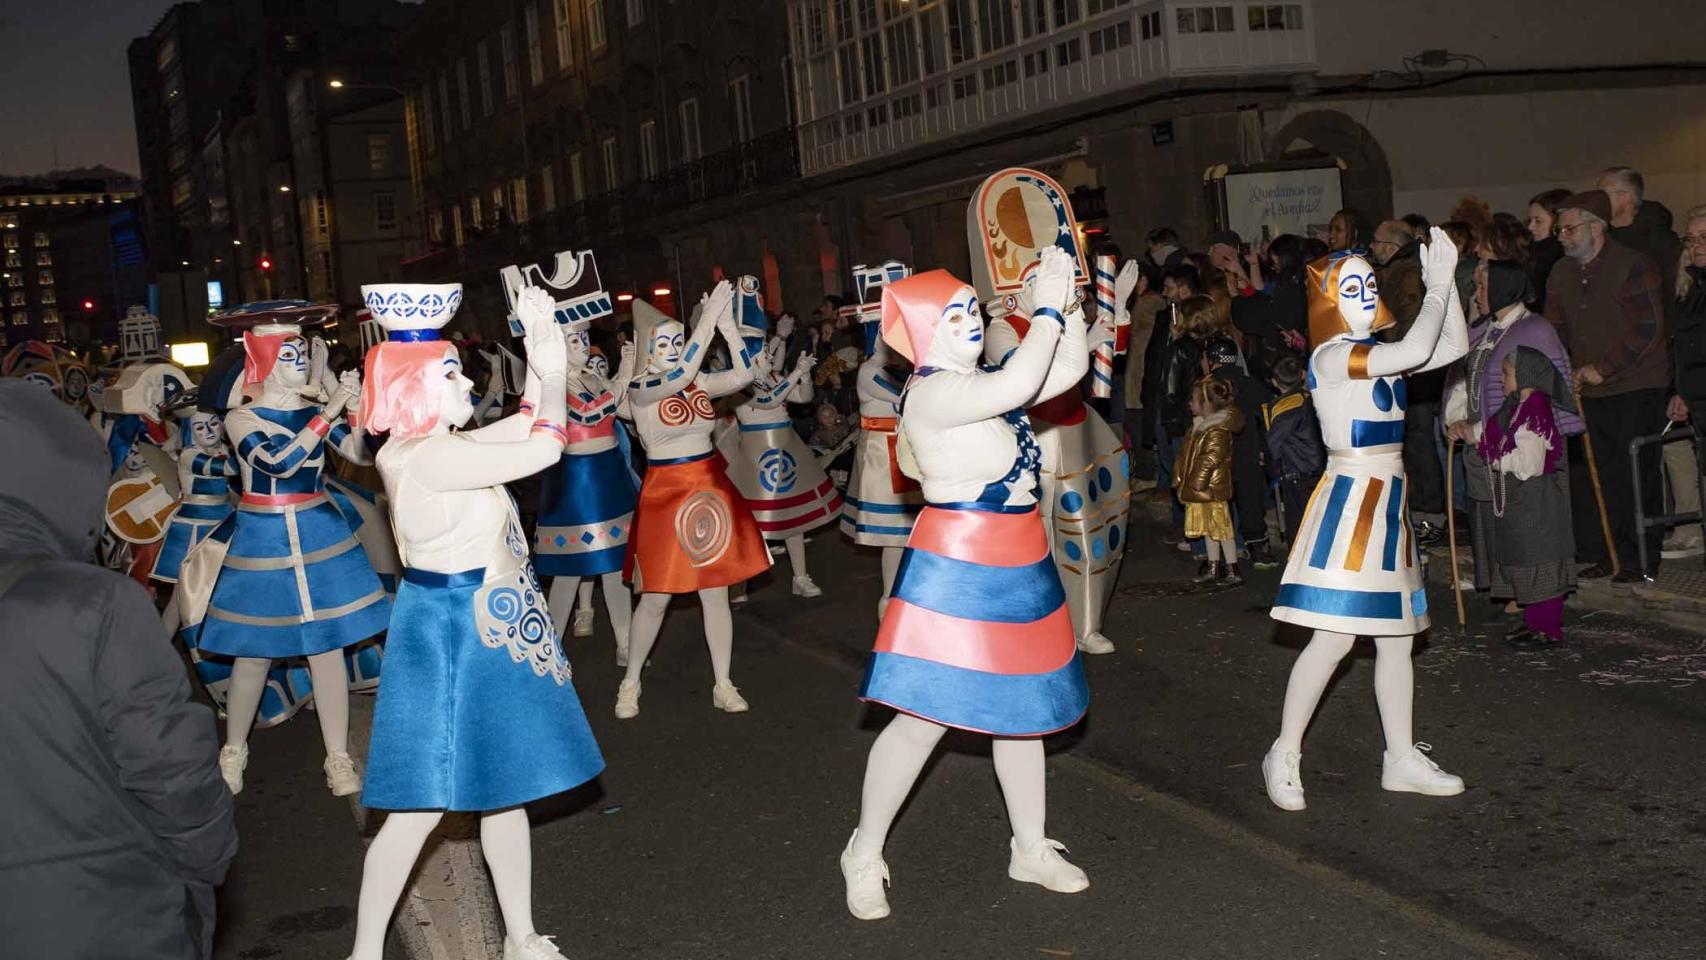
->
[[1246, 4, 1304, 30], [569, 151, 586, 201], [540, 165, 557, 212], [1176, 5, 1234, 33], [368, 133, 391, 173], [601, 136, 620, 188], [728, 75, 754, 144], [500, 22, 520, 99], [10, 312, 26, 326], [586, 0, 607, 51], [639, 120, 659, 179], [1086, 0, 1129, 13], [678, 97, 703, 161], [375, 192, 397, 232], [626, 0, 644, 27], [554, 0, 574, 71], [524, 3, 545, 86]]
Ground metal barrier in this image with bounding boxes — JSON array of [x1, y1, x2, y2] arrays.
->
[[1631, 425, 1706, 579]]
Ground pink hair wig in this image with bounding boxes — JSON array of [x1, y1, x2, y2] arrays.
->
[[243, 330, 298, 385], [359, 341, 452, 440]]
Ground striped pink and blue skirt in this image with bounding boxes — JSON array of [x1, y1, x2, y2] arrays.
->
[[859, 502, 1088, 736]]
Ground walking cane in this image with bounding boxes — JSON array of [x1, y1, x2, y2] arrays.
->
[[1574, 388, 1621, 578], [1445, 437, 1465, 627]]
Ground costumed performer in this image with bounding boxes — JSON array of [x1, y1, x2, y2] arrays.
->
[[615, 284, 770, 719], [1261, 228, 1469, 812], [840, 248, 1091, 921], [719, 340, 839, 596], [155, 410, 237, 632], [973, 169, 1133, 656], [348, 283, 601, 960], [183, 322, 392, 796], [839, 261, 924, 618]]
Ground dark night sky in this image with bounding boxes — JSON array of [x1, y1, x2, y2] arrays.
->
[[0, 1, 166, 176]]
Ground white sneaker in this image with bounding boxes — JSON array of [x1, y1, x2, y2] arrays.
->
[[1076, 631, 1115, 655], [840, 831, 891, 920], [324, 751, 362, 797], [1381, 743, 1465, 796], [503, 933, 567, 960], [1176, 539, 1193, 553], [791, 575, 823, 598], [1007, 837, 1089, 893], [1261, 742, 1305, 811], [615, 636, 630, 669], [614, 679, 641, 720], [571, 608, 595, 638], [218, 744, 249, 795], [712, 682, 750, 713]]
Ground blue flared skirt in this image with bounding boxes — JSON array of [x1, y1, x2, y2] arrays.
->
[[533, 446, 640, 578], [362, 568, 605, 812], [151, 500, 231, 583], [196, 497, 392, 659]]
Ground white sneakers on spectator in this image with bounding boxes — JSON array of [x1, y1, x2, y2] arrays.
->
[[614, 679, 641, 719], [218, 743, 249, 795], [712, 682, 749, 713], [840, 831, 891, 920], [1007, 837, 1089, 893], [571, 608, 594, 638], [791, 575, 823, 598], [324, 751, 362, 797], [1076, 631, 1115, 655], [1262, 742, 1305, 811], [504, 933, 568, 960], [1381, 743, 1465, 796]]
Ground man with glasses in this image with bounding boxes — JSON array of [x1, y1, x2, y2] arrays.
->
[[1546, 189, 1670, 582]]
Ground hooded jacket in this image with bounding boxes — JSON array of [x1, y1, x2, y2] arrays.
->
[[0, 380, 236, 959], [1174, 408, 1245, 503]]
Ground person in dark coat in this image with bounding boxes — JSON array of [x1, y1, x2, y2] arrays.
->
[[1665, 206, 1706, 539], [1202, 332, 1274, 564], [1230, 234, 1310, 386], [1525, 188, 1572, 315], [1261, 351, 1325, 550], [1373, 219, 1448, 543], [0, 379, 237, 960], [1598, 167, 1683, 323]]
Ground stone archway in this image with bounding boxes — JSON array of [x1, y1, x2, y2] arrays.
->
[[1267, 109, 1394, 224]]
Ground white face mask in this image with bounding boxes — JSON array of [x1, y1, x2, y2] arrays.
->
[[434, 349, 476, 430], [648, 321, 686, 372], [190, 412, 225, 451], [272, 337, 311, 389], [1334, 255, 1380, 338], [927, 284, 985, 369], [586, 353, 610, 379]]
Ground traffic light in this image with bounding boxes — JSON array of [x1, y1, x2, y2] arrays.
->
[[259, 255, 274, 273], [81, 298, 95, 312]]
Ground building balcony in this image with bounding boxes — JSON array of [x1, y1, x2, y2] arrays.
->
[[792, 0, 1316, 177]]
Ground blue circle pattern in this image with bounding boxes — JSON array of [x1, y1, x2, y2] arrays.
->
[[1063, 540, 1083, 561], [1108, 524, 1121, 550], [1097, 467, 1113, 492], [1060, 490, 1084, 514], [1393, 376, 1408, 410], [758, 448, 798, 493]]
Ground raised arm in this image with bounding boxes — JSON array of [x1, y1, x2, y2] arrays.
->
[[1362, 228, 1463, 378], [1032, 299, 1090, 403], [696, 306, 757, 398], [403, 429, 565, 492], [859, 360, 905, 413], [229, 389, 350, 479], [629, 282, 733, 406]]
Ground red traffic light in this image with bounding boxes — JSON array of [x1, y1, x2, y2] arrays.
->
[[259, 256, 274, 272], [81, 299, 95, 312]]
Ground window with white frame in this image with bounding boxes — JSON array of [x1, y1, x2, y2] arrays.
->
[[946, 0, 975, 65], [500, 22, 519, 99], [639, 120, 658, 179], [1088, 19, 1132, 53], [1246, 3, 1304, 30], [1086, 0, 1129, 13], [678, 98, 702, 161], [626, 0, 644, 26], [554, 0, 574, 71], [601, 136, 620, 188], [492, 186, 506, 222], [569, 151, 585, 201], [476, 43, 494, 115], [375, 192, 397, 231], [728, 76, 754, 144], [978, 0, 1016, 52], [508, 177, 528, 222], [1176, 5, 1234, 33], [368, 133, 391, 173], [524, 4, 544, 86], [541, 165, 557, 212], [1054, 0, 1082, 27], [586, 0, 607, 51]]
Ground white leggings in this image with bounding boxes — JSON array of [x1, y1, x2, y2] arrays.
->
[[547, 572, 632, 641], [1275, 630, 1414, 755], [349, 807, 536, 959], [849, 714, 1046, 859], [624, 587, 733, 687], [224, 651, 349, 757]]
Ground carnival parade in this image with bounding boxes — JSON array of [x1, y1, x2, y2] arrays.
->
[[6, 1, 1706, 957]]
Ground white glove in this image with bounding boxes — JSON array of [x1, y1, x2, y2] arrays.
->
[[517, 287, 568, 380], [1113, 261, 1140, 318], [794, 353, 817, 376], [698, 280, 735, 335], [1419, 225, 1460, 295], [1030, 246, 1076, 324]]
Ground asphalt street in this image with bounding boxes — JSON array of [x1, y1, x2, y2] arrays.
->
[[211, 512, 1706, 960]]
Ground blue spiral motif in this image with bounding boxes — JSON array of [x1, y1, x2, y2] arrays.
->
[[758, 448, 798, 494], [485, 586, 522, 622]]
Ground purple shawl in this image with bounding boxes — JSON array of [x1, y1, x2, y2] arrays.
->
[[1454, 308, 1584, 436], [1479, 390, 1563, 476]]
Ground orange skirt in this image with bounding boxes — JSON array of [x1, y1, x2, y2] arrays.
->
[[624, 451, 771, 594]]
